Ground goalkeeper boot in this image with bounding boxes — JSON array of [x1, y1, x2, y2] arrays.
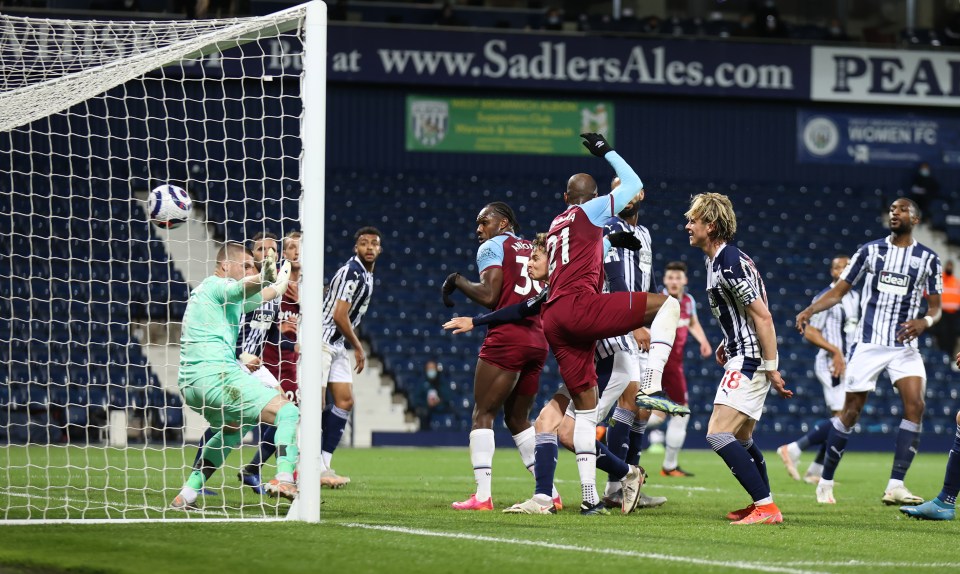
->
[[238, 471, 266, 495], [264, 479, 298, 501], [900, 499, 956, 521], [170, 494, 199, 512], [635, 391, 690, 416]]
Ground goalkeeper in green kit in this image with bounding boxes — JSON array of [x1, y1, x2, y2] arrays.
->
[[171, 242, 300, 510]]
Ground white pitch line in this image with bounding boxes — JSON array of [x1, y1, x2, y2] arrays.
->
[[1, 489, 234, 518], [338, 522, 829, 574], [779, 561, 960, 569]]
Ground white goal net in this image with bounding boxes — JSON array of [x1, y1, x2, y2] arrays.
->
[[0, 2, 326, 522]]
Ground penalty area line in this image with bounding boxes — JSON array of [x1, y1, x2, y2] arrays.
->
[[337, 522, 829, 574]]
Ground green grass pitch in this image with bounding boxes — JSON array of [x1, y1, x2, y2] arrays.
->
[[1, 444, 959, 573]]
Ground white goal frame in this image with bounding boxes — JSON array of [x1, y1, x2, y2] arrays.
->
[[0, 1, 326, 524]]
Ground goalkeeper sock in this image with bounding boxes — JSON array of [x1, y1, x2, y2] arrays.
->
[[274, 402, 300, 480], [185, 427, 244, 490], [191, 427, 217, 468], [244, 423, 277, 475]]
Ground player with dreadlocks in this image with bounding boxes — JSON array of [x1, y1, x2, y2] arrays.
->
[[441, 201, 554, 511]]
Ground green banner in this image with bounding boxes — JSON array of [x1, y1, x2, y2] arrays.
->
[[406, 96, 615, 155]]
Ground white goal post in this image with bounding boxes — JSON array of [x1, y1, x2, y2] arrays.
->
[[0, 2, 325, 523]]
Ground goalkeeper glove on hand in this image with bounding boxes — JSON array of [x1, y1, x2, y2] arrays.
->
[[261, 253, 277, 285], [271, 260, 292, 299], [580, 133, 613, 157], [607, 231, 644, 251], [441, 272, 459, 308]]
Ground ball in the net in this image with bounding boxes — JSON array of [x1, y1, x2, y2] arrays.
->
[[148, 184, 192, 229]]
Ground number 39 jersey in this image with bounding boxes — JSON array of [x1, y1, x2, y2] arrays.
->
[[476, 232, 547, 350]]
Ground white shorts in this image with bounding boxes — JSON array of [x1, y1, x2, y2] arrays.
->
[[844, 343, 926, 393], [713, 357, 772, 421], [563, 349, 637, 421], [321, 343, 354, 385], [236, 360, 281, 389], [814, 360, 845, 412]]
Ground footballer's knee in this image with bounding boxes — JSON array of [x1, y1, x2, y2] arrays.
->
[[902, 396, 925, 422], [504, 415, 530, 435]]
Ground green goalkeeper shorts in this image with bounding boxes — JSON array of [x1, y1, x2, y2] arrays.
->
[[181, 367, 281, 429]]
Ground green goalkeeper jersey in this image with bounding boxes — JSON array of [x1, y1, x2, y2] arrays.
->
[[178, 275, 263, 384]]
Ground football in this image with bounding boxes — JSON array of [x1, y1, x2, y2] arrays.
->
[[147, 184, 192, 229]]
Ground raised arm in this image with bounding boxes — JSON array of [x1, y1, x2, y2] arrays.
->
[[579, 133, 644, 225]]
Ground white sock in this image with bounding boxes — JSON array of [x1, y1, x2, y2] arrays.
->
[[819, 478, 834, 487], [513, 426, 536, 470], [469, 428, 495, 501], [787, 442, 802, 459], [645, 411, 667, 430], [321, 450, 333, 469], [886, 478, 904, 491], [179, 486, 198, 504], [276, 471, 294, 483], [806, 462, 824, 476], [573, 408, 599, 506], [755, 495, 774, 506], [639, 297, 679, 395], [663, 415, 689, 470]]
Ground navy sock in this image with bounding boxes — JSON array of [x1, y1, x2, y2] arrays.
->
[[890, 419, 921, 481], [814, 443, 827, 465], [606, 408, 634, 478], [321, 406, 351, 455], [192, 427, 217, 468], [708, 433, 769, 502], [937, 424, 960, 506], [626, 420, 646, 467], [740, 439, 769, 490], [796, 419, 832, 451], [596, 440, 629, 480], [244, 423, 277, 475], [534, 433, 558, 498], [822, 418, 851, 481]]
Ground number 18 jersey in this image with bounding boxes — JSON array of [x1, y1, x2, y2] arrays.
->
[[475, 232, 547, 350]]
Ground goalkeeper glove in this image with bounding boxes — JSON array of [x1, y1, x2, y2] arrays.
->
[[607, 231, 644, 251], [270, 260, 292, 299], [441, 272, 459, 308], [580, 133, 613, 158], [260, 252, 277, 285]]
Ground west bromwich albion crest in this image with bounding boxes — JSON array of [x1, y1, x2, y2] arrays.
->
[[411, 100, 449, 147]]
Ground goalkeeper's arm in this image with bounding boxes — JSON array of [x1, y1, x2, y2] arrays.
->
[[241, 251, 279, 297], [260, 260, 292, 301]]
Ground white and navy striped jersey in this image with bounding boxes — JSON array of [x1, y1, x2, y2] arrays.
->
[[235, 298, 280, 359], [808, 283, 860, 373], [704, 243, 768, 364], [595, 217, 652, 360], [841, 237, 942, 348], [322, 255, 375, 348]]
